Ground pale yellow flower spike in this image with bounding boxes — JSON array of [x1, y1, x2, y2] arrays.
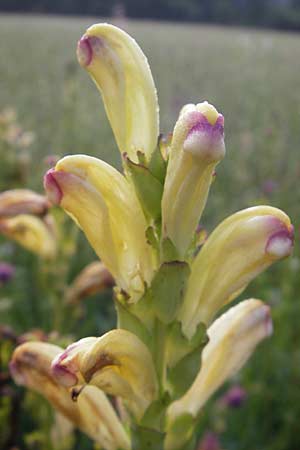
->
[[0, 213, 57, 258], [166, 299, 272, 450], [44, 155, 156, 302], [10, 342, 131, 450], [77, 23, 159, 162], [51, 329, 158, 420], [162, 102, 225, 257], [180, 205, 294, 338]]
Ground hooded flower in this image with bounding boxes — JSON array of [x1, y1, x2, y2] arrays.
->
[[66, 261, 115, 304]]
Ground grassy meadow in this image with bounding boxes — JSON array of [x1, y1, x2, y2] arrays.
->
[[1, 13, 300, 450]]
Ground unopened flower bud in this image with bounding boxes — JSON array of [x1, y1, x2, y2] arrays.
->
[[167, 299, 272, 432], [162, 102, 225, 257]]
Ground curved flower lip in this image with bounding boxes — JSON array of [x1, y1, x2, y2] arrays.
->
[[44, 168, 63, 206], [77, 35, 94, 66], [265, 224, 294, 258], [51, 339, 88, 387], [51, 357, 78, 387]]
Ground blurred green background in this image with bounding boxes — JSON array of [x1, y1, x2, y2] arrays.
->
[[1, 13, 300, 450]]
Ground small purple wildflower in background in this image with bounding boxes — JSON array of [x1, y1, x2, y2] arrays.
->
[[197, 432, 222, 450], [221, 384, 247, 408], [262, 179, 278, 196], [0, 262, 15, 285]]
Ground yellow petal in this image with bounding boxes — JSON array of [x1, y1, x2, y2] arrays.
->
[[52, 329, 158, 420], [162, 102, 225, 257], [10, 342, 130, 450], [180, 206, 293, 337], [0, 189, 49, 217], [77, 23, 159, 162], [66, 261, 114, 304], [0, 213, 57, 258], [44, 155, 155, 302], [166, 299, 272, 449]]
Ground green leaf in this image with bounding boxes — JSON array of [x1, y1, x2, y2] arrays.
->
[[145, 226, 159, 251], [166, 320, 207, 368], [151, 262, 190, 322], [137, 150, 148, 166], [140, 392, 171, 430], [165, 413, 197, 450], [167, 347, 201, 397], [132, 425, 165, 450], [150, 261, 190, 324], [124, 155, 163, 221], [166, 321, 207, 398], [148, 142, 167, 184], [116, 302, 152, 348]]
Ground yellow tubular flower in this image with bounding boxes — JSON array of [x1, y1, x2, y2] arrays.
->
[[180, 206, 294, 338], [66, 261, 115, 304], [10, 342, 131, 450], [44, 155, 155, 302], [0, 189, 49, 217], [166, 299, 272, 450], [0, 213, 57, 258], [51, 329, 158, 420], [77, 23, 159, 162], [162, 102, 225, 258]]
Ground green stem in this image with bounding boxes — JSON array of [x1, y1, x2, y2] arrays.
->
[[153, 319, 167, 395]]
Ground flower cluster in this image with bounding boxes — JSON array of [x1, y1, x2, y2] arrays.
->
[[10, 24, 294, 450]]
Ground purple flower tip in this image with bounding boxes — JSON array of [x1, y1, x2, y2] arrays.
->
[[43, 168, 63, 206], [51, 360, 78, 387], [0, 262, 15, 284], [188, 113, 224, 137], [184, 112, 225, 161], [77, 35, 93, 67]]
